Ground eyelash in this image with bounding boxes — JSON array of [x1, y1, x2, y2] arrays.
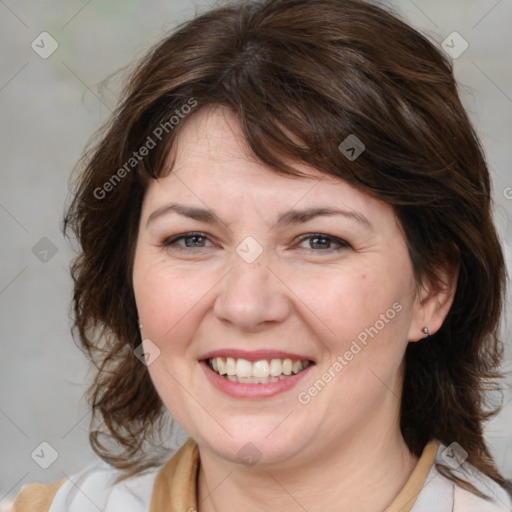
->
[[160, 232, 350, 253]]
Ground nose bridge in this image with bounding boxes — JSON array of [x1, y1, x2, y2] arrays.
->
[[213, 247, 289, 330]]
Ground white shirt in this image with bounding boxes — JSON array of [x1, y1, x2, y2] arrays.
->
[[15, 439, 512, 512]]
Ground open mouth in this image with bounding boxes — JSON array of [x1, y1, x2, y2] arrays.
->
[[206, 357, 313, 384]]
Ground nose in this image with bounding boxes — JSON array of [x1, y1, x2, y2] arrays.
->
[[213, 257, 291, 333]]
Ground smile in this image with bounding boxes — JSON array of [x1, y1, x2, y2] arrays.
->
[[207, 357, 312, 383]]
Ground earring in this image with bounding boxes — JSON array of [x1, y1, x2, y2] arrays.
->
[[422, 327, 429, 338], [138, 324, 143, 330]]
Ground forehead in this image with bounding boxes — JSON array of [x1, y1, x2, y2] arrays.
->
[[166, 105, 325, 182], [142, 105, 394, 226]]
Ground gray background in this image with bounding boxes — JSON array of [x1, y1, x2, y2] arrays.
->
[[1, 0, 511, 508]]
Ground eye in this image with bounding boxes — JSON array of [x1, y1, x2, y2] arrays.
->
[[295, 233, 350, 252], [161, 232, 214, 251], [159, 232, 350, 254]]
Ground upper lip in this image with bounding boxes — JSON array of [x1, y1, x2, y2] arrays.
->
[[199, 349, 315, 363]]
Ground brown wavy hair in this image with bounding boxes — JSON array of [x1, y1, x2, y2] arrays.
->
[[63, 0, 512, 498]]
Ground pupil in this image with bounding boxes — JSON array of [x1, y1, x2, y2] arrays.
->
[[186, 236, 203, 247], [312, 236, 329, 249]]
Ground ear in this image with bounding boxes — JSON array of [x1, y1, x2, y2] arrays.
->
[[407, 264, 459, 342]]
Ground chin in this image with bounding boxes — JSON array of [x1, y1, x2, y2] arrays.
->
[[195, 424, 309, 468]]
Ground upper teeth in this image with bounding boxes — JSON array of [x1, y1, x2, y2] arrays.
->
[[209, 357, 310, 378]]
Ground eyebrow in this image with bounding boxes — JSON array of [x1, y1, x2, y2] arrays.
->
[[146, 203, 372, 229]]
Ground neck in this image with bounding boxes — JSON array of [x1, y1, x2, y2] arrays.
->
[[197, 425, 419, 512]]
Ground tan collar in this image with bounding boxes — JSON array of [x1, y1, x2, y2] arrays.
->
[[149, 438, 200, 511], [149, 439, 439, 511], [385, 440, 439, 512]]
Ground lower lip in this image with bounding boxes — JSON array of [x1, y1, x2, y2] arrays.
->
[[200, 360, 314, 399]]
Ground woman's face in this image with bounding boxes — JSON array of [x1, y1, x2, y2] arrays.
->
[[132, 105, 429, 468]]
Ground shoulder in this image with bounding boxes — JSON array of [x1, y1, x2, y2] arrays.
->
[[451, 466, 512, 512], [12, 439, 199, 512], [12, 479, 66, 512], [12, 463, 162, 512], [411, 441, 512, 512]]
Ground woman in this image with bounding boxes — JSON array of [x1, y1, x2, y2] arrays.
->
[[13, 0, 512, 510]]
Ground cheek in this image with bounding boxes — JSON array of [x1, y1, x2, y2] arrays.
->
[[291, 262, 414, 375], [296, 271, 411, 409], [132, 256, 209, 347], [295, 267, 400, 337]]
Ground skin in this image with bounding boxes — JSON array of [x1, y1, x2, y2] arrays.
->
[[132, 105, 456, 511]]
